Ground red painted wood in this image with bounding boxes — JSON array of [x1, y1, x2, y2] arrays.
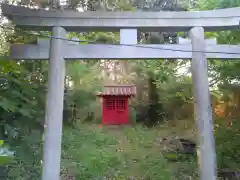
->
[[115, 97, 129, 124], [101, 95, 129, 125], [102, 96, 116, 125]]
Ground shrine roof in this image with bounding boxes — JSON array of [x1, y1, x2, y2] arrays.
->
[[96, 85, 136, 96]]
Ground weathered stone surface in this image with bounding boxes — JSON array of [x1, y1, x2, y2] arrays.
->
[[10, 42, 240, 60], [2, 4, 240, 31], [157, 136, 196, 154]]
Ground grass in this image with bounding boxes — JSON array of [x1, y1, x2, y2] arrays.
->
[[61, 121, 198, 180], [2, 120, 199, 180], [2, 119, 239, 180]]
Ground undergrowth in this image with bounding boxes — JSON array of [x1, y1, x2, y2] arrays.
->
[[1, 119, 239, 180]]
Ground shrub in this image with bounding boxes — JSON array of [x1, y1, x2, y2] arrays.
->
[[215, 119, 240, 170]]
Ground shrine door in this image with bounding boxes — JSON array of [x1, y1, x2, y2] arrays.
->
[[103, 96, 128, 125]]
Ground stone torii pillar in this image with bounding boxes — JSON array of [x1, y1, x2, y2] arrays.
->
[[189, 27, 217, 180], [42, 27, 67, 180], [120, 29, 137, 44]]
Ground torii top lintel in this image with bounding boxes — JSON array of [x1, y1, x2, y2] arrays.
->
[[2, 4, 240, 32]]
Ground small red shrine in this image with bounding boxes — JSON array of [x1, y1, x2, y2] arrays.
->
[[97, 85, 136, 125]]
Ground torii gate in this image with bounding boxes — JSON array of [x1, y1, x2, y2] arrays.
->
[[2, 4, 240, 180]]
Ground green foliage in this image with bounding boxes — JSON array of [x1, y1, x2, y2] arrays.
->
[[128, 107, 137, 124], [196, 0, 240, 90], [163, 151, 196, 163], [195, 0, 240, 10], [5, 130, 42, 180], [215, 119, 240, 170], [62, 126, 120, 179], [0, 29, 46, 179], [159, 76, 194, 120], [0, 140, 15, 165], [0, 60, 46, 141], [64, 61, 102, 123], [133, 60, 176, 81]]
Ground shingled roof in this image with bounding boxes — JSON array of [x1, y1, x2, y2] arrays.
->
[[97, 85, 136, 96]]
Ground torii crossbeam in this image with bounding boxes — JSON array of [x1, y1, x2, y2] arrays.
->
[[2, 3, 240, 31], [2, 4, 240, 180], [10, 39, 240, 59]]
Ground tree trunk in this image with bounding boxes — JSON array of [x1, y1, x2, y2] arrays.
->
[[146, 76, 164, 126]]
